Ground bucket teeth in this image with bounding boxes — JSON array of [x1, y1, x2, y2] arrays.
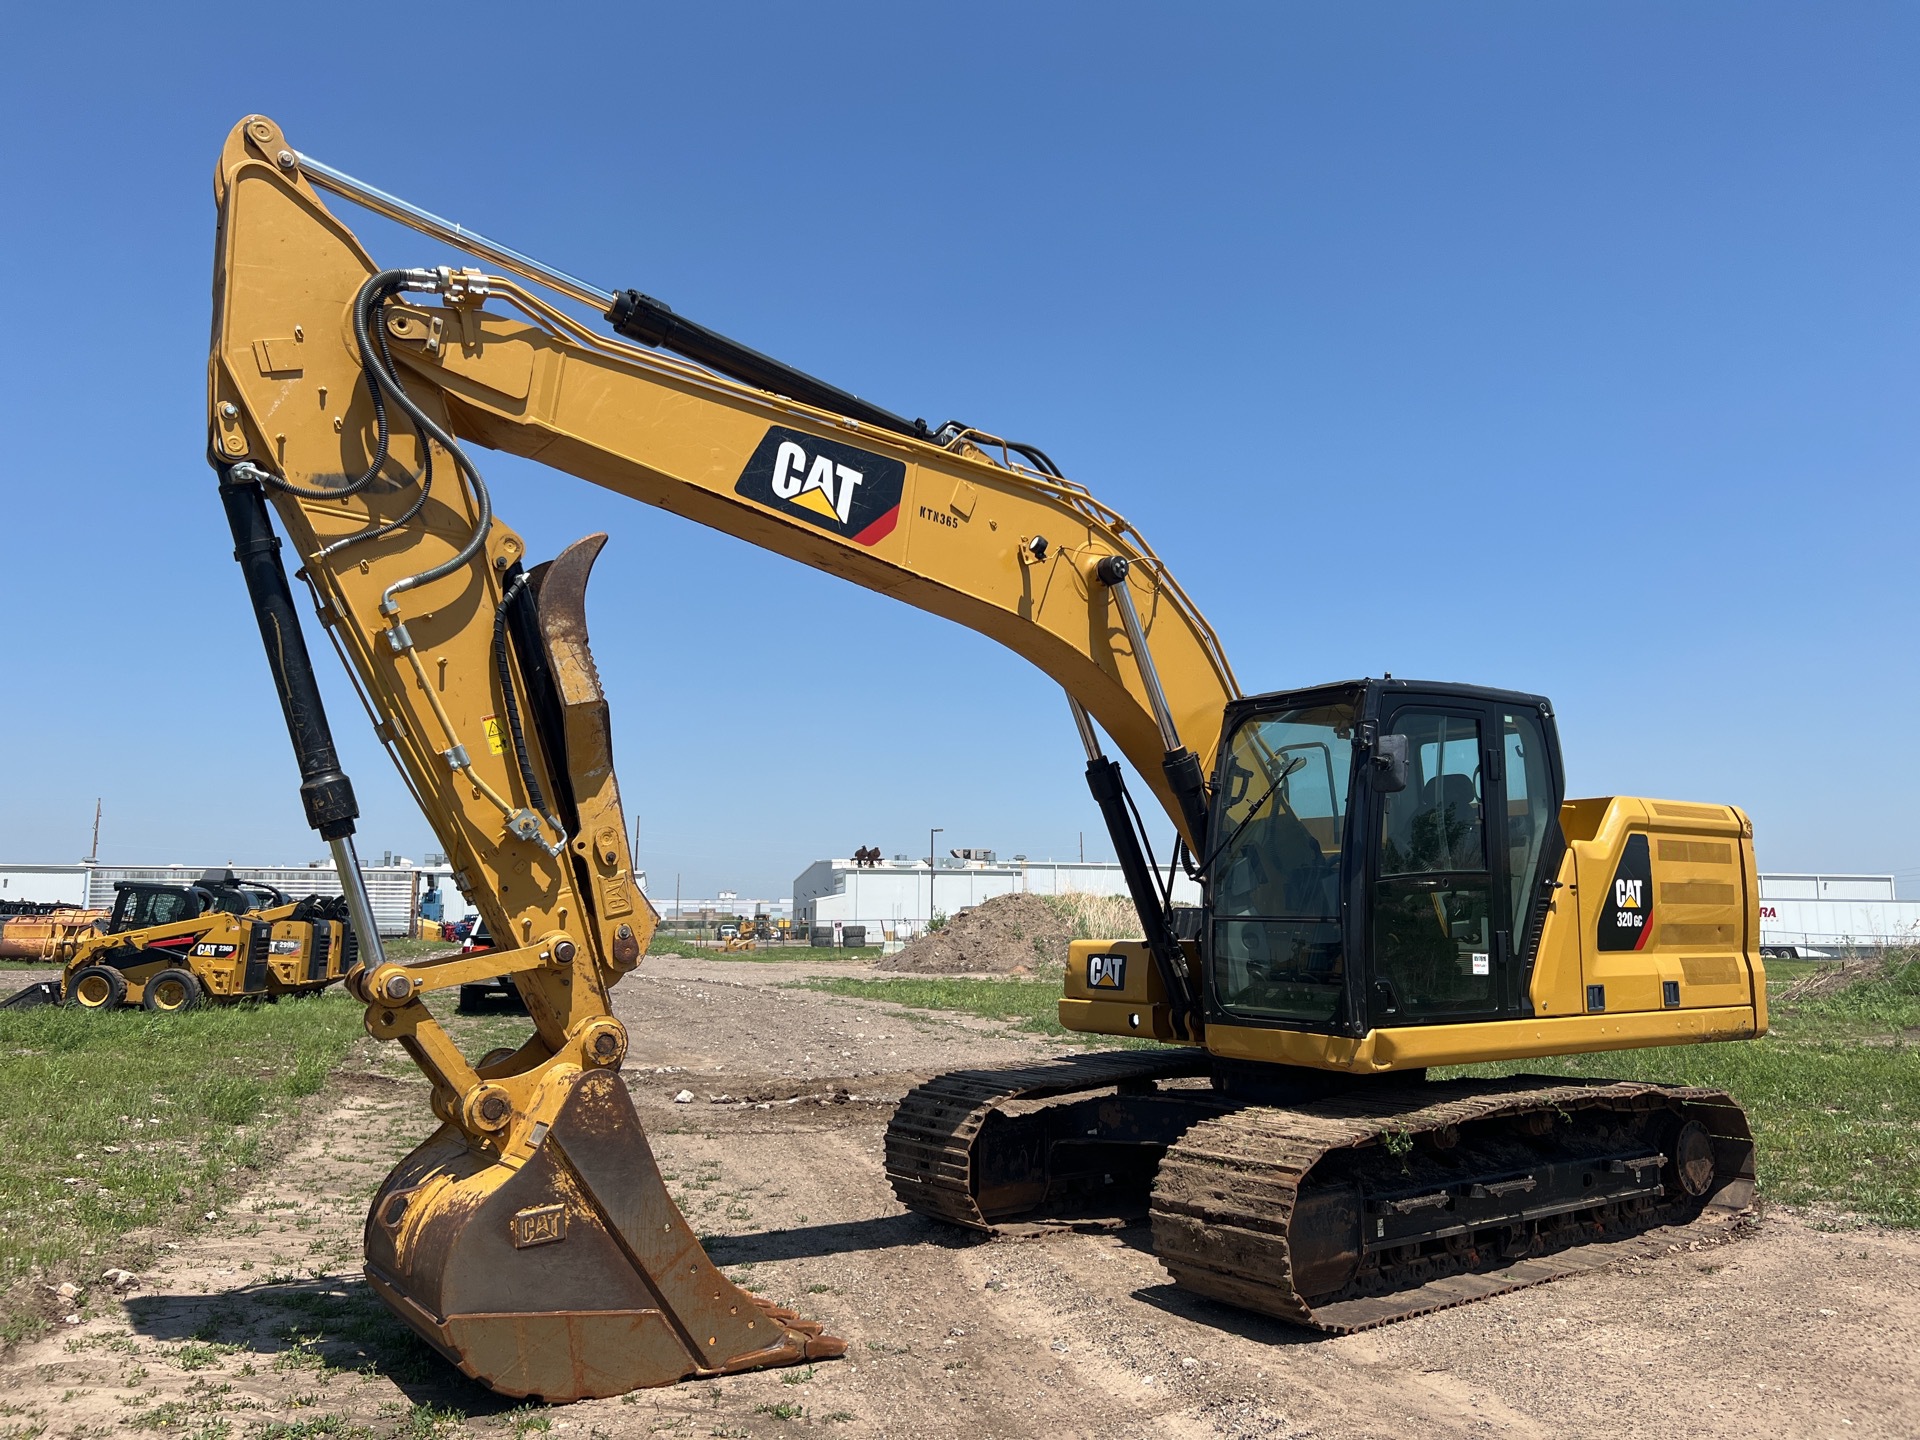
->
[[364, 1069, 843, 1400]]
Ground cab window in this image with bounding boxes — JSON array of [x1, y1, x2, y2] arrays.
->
[[1503, 710, 1555, 939], [111, 887, 196, 933], [1371, 709, 1495, 1020], [1210, 699, 1356, 1027]]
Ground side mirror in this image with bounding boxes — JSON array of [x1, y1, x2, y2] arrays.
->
[[1365, 732, 1409, 793]]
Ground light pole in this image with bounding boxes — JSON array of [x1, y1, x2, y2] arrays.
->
[[928, 826, 943, 932]]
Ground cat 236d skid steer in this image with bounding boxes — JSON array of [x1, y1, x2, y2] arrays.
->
[[204, 116, 1762, 1401], [2, 870, 356, 1013]]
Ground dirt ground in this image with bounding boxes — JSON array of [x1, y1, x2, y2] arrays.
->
[[4, 955, 1917, 1439]]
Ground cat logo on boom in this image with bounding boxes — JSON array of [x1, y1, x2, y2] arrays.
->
[[735, 426, 906, 546], [1597, 832, 1655, 952]]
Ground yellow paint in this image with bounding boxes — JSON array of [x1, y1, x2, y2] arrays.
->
[[792, 485, 839, 519]]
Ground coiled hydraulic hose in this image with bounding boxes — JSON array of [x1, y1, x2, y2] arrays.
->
[[315, 299, 434, 559], [249, 273, 407, 501], [341, 269, 496, 613]]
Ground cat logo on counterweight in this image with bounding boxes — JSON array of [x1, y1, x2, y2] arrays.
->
[[735, 426, 906, 546], [1087, 953, 1128, 990]]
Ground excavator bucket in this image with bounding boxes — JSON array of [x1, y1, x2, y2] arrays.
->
[[365, 1071, 841, 1400], [358, 536, 842, 1401]]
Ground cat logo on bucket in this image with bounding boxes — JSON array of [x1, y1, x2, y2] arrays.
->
[[735, 425, 906, 545], [1087, 952, 1128, 991]]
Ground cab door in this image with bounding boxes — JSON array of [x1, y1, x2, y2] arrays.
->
[[1364, 697, 1517, 1025]]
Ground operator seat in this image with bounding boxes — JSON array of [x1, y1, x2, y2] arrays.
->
[[1418, 773, 1484, 867]]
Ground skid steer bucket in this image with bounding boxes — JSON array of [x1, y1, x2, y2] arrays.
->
[[365, 1069, 842, 1400], [0, 980, 61, 1010]]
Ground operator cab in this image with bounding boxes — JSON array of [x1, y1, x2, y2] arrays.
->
[[104, 869, 286, 934], [1205, 678, 1563, 1038]]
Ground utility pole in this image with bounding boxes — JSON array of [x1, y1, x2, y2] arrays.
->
[[1079, 831, 1084, 863], [674, 873, 681, 921], [89, 798, 102, 863], [927, 830, 938, 928]]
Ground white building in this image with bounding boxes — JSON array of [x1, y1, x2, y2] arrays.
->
[[0, 863, 91, 908], [793, 854, 1201, 939], [1757, 874, 1920, 955]]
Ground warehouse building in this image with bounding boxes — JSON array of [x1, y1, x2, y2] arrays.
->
[[793, 852, 1202, 940]]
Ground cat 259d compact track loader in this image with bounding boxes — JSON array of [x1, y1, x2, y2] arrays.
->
[[203, 116, 1761, 1401]]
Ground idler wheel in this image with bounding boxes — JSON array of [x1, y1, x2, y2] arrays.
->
[[1672, 1119, 1716, 1198]]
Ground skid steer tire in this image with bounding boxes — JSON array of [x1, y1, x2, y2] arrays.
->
[[142, 968, 204, 1014], [67, 965, 126, 1012]]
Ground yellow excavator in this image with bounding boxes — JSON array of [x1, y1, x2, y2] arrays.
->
[[205, 116, 1762, 1401]]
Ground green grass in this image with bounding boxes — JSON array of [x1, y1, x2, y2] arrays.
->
[[1761, 956, 1827, 987], [0, 991, 367, 1331]]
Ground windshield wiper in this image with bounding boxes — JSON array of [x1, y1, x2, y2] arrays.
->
[[1196, 754, 1307, 877]]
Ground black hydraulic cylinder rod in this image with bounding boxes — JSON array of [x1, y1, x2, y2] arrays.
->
[[217, 470, 360, 841], [1161, 748, 1211, 858], [606, 288, 926, 441], [1083, 756, 1200, 1039]]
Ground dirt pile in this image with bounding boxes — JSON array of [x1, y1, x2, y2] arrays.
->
[[1775, 948, 1918, 1004], [878, 891, 1139, 975]]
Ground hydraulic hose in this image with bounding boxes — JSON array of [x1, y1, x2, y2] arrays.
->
[[315, 310, 434, 559], [346, 269, 494, 613], [248, 274, 404, 501]]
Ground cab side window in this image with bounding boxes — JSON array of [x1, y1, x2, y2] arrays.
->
[[1371, 709, 1496, 1020], [146, 891, 194, 927], [1503, 710, 1556, 942]]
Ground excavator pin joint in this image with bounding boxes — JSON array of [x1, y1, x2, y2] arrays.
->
[[612, 924, 640, 968], [464, 1085, 513, 1132]]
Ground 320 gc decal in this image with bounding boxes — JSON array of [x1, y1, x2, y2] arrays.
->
[[1596, 832, 1654, 951]]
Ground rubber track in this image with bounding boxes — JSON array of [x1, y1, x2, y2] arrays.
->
[[885, 1048, 1211, 1229], [1151, 1075, 1756, 1334]]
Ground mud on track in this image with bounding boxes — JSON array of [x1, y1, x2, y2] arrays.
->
[[4, 955, 1917, 1439]]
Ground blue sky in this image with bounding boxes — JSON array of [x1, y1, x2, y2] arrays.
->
[[1, 4, 1915, 900]]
